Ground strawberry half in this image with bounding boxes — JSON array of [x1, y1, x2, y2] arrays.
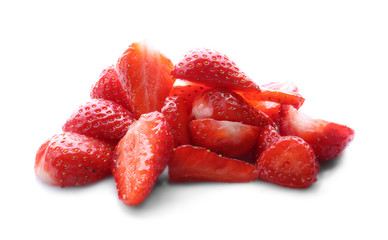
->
[[112, 112, 174, 206], [116, 41, 175, 118], [63, 99, 134, 141], [256, 136, 319, 188], [172, 48, 260, 93], [35, 132, 114, 187], [169, 145, 258, 183], [279, 105, 355, 162], [189, 119, 260, 159], [169, 80, 211, 113], [90, 65, 132, 111], [255, 124, 281, 159], [191, 88, 275, 127]]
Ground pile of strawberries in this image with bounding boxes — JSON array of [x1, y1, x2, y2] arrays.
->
[[35, 42, 354, 206]]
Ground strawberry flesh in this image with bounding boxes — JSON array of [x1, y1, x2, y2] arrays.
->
[[169, 80, 211, 113], [255, 124, 281, 159]]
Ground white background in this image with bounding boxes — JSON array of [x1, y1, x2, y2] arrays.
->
[[1, 0, 387, 239]]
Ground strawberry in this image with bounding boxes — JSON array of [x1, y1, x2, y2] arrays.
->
[[169, 80, 211, 113], [161, 96, 190, 146], [35, 132, 114, 187], [256, 136, 319, 188], [90, 65, 132, 111], [63, 99, 134, 141], [191, 88, 275, 127], [255, 124, 281, 159], [169, 145, 259, 183], [171, 48, 260, 93], [250, 101, 281, 122], [189, 119, 260, 159], [112, 112, 174, 206], [261, 81, 299, 93], [278, 105, 355, 162], [116, 41, 175, 118]]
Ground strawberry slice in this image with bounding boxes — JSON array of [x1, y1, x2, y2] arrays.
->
[[279, 105, 355, 162], [169, 145, 258, 183], [172, 48, 260, 93], [112, 112, 174, 206], [90, 65, 132, 111], [35, 132, 114, 187], [63, 99, 134, 141], [191, 88, 275, 127], [256, 136, 320, 188], [261, 81, 299, 93], [255, 124, 281, 159], [169, 80, 211, 112], [250, 101, 281, 122], [189, 119, 260, 159], [161, 96, 190, 146], [116, 41, 175, 118]]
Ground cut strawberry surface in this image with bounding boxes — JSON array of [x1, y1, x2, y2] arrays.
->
[[35, 132, 114, 187], [250, 101, 281, 122], [279, 105, 355, 162], [90, 65, 132, 111], [169, 145, 259, 183], [190, 119, 260, 159], [161, 96, 191, 146], [255, 124, 281, 159], [256, 136, 319, 189], [261, 81, 299, 93], [172, 48, 260, 93], [116, 41, 175, 118], [112, 112, 174, 206], [191, 88, 275, 127], [169, 81, 211, 112], [63, 99, 134, 141]]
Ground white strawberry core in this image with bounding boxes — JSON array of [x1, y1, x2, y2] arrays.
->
[[217, 121, 247, 144], [192, 97, 214, 119], [35, 156, 56, 186]]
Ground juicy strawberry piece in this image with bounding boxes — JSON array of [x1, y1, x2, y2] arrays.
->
[[170, 81, 211, 112], [261, 81, 299, 93], [63, 99, 134, 141], [251, 101, 281, 121], [279, 105, 355, 162], [90, 65, 132, 111], [256, 136, 319, 188], [189, 119, 260, 159], [172, 48, 260, 93], [191, 88, 275, 127], [116, 41, 175, 118], [35, 132, 114, 187], [161, 96, 190, 146], [255, 125, 281, 159], [112, 112, 174, 206], [169, 145, 258, 183]]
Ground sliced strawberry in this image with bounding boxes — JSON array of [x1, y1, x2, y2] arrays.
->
[[90, 65, 132, 111], [256, 136, 319, 188], [279, 105, 355, 162], [112, 112, 174, 206], [255, 124, 281, 159], [169, 80, 211, 112], [63, 99, 134, 141], [189, 119, 260, 159], [116, 41, 175, 118], [169, 145, 258, 183], [35, 132, 114, 187], [250, 101, 281, 122], [191, 88, 275, 127], [261, 81, 299, 93], [172, 48, 260, 93], [161, 96, 190, 146]]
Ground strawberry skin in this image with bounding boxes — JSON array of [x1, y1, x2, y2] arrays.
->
[[116, 41, 175, 118], [189, 119, 260, 159], [255, 124, 281, 159], [63, 99, 134, 141], [169, 145, 259, 183], [112, 112, 174, 206], [35, 132, 114, 187], [279, 105, 355, 162], [191, 88, 275, 127], [256, 136, 319, 188], [172, 48, 260, 93], [169, 80, 211, 113], [90, 65, 132, 111]]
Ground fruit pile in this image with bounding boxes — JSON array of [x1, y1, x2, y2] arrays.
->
[[35, 42, 354, 206]]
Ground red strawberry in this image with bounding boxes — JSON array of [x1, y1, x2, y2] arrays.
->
[[189, 119, 260, 159], [90, 65, 132, 111], [169, 145, 258, 183], [35, 132, 114, 187], [251, 101, 281, 122], [161, 96, 190, 146], [279, 105, 355, 162], [112, 112, 174, 206], [256, 136, 319, 188], [116, 41, 175, 118], [169, 80, 211, 112], [191, 88, 275, 127], [255, 124, 281, 159], [63, 99, 134, 141], [172, 48, 260, 93]]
